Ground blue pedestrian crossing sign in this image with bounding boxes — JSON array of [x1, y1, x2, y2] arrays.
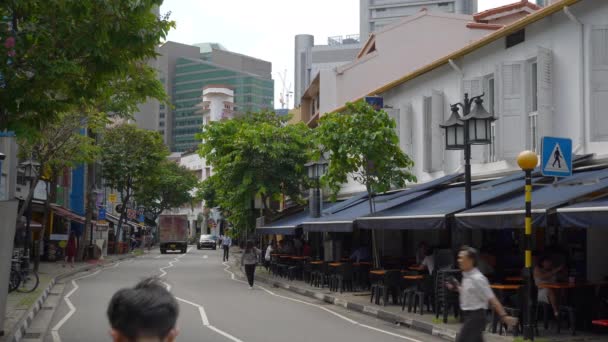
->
[[541, 136, 572, 177]]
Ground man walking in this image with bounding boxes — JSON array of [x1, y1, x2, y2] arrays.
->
[[222, 234, 232, 262], [447, 246, 517, 342]]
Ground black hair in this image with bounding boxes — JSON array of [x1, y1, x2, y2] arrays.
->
[[245, 240, 254, 253], [459, 246, 479, 267], [107, 277, 179, 341]]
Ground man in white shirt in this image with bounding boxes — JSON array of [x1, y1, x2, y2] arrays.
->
[[222, 235, 232, 262], [447, 246, 517, 342]]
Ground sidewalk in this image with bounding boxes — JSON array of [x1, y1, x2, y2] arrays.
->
[[229, 250, 607, 342], [1, 251, 141, 342]]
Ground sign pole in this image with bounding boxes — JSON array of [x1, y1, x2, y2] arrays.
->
[[517, 150, 538, 340]]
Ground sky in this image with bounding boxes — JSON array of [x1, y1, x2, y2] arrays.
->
[[160, 0, 524, 109]]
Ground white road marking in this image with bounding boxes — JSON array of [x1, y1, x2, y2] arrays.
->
[[159, 251, 243, 342], [221, 262, 423, 342], [202, 255, 209, 259], [155, 255, 163, 259], [51, 260, 124, 342]]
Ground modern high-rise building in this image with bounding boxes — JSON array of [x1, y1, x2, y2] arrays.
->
[[360, 0, 478, 39], [133, 41, 274, 152], [294, 34, 361, 107]]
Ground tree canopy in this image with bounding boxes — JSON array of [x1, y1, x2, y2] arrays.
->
[[315, 100, 416, 267], [197, 111, 313, 235], [136, 160, 199, 221], [0, 0, 173, 135], [315, 100, 416, 199], [100, 124, 168, 236]]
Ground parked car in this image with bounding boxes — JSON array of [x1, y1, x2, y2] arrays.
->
[[197, 234, 217, 250]]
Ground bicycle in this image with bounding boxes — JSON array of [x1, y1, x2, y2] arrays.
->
[[9, 254, 39, 293]]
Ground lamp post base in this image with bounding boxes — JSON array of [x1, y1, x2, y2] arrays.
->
[[522, 267, 535, 340]]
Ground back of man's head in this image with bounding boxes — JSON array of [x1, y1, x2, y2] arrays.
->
[[107, 277, 179, 342]]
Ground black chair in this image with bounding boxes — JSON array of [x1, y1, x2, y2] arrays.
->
[[435, 268, 461, 323], [411, 270, 436, 315], [372, 270, 401, 306], [333, 264, 355, 293]]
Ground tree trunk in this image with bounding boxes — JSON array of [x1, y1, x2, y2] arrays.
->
[[78, 161, 95, 261], [367, 185, 381, 269], [116, 193, 130, 254]]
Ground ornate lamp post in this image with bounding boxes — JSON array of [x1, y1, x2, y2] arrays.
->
[[517, 150, 538, 340], [20, 161, 40, 263], [305, 155, 328, 260], [439, 94, 496, 209]]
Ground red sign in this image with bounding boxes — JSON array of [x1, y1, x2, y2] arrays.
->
[[127, 209, 137, 220]]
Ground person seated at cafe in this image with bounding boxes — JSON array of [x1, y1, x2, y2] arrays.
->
[[420, 247, 435, 275], [416, 241, 429, 264], [534, 255, 565, 318], [478, 249, 496, 277], [350, 244, 371, 263], [280, 239, 295, 255], [302, 240, 312, 257]]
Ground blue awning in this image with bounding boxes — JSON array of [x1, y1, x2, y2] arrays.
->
[[455, 168, 608, 229], [300, 172, 463, 233], [255, 210, 308, 235], [557, 196, 608, 229], [255, 202, 342, 235], [301, 190, 431, 233], [357, 176, 526, 230]]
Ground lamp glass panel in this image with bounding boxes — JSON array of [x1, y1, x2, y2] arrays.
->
[[456, 125, 465, 146]]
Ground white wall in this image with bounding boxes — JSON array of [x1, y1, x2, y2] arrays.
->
[[376, 0, 608, 182]]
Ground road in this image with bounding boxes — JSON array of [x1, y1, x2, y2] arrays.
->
[[45, 248, 443, 342]]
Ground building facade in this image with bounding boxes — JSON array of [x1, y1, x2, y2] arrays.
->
[[133, 42, 274, 152], [360, 0, 479, 39], [294, 34, 362, 107]]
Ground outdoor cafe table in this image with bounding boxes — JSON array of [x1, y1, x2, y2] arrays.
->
[[505, 276, 523, 282], [329, 262, 342, 267], [403, 275, 424, 281], [309, 261, 324, 265], [490, 284, 522, 333], [408, 265, 426, 272], [370, 270, 386, 276], [290, 256, 309, 260], [538, 281, 608, 330]]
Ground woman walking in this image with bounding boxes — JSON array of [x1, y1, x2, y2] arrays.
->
[[241, 240, 261, 289], [64, 231, 77, 268]]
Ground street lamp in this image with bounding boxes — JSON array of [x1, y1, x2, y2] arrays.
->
[[439, 93, 496, 208], [306, 154, 328, 260], [517, 150, 538, 340], [20, 160, 40, 264]]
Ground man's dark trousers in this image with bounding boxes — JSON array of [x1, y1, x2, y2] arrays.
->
[[457, 309, 486, 342], [223, 245, 229, 261]]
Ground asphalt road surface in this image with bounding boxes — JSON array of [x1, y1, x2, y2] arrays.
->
[[46, 248, 444, 342]]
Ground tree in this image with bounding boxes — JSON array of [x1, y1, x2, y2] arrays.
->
[[315, 100, 416, 267], [100, 124, 168, 245], [18, 110, 101, 268], [0, 0, 173, 135], [197, 111, 313, 237], [136, 160, 199, 223]]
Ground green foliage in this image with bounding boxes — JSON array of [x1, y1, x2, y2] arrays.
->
[[197, 111, 313, 234], [100, 124, 168, 205], [0, 0, 173, 135], [315, 100, 416, 200], [136, 160, 199, 220]]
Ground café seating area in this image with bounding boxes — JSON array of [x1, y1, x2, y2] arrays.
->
[[265, 251, 608, 339]]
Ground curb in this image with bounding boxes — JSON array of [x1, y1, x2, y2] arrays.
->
[[3, 254, 136, 342], [251, 273, 459, 342]]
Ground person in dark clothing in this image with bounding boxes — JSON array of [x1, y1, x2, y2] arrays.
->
[[107, 277, 179, 342], [241, 240, 261, 289]]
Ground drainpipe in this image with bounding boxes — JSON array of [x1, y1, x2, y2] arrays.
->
[[563, 6, 586, 154]]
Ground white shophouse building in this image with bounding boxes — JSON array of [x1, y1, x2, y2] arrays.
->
[[318, 0, 606, 279]]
